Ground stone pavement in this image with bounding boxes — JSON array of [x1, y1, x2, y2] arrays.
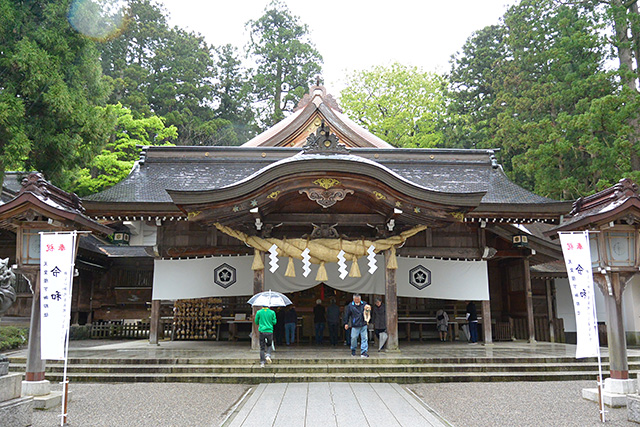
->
[[223, 382, 452, 427]]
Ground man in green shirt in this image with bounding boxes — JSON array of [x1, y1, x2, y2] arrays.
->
[[254, 306, 277, 367]]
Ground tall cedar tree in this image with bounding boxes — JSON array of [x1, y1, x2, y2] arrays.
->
[[448, 0, 617, 199], [246, 0, 323, 128], [213, 44, 259, 145]]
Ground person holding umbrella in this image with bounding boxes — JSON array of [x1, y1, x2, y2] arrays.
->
[[248, 290, 291, 367], [254, 305, 277, 367]]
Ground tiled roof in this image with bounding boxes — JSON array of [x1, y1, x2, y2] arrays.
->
[[83, 146, 564, 210]]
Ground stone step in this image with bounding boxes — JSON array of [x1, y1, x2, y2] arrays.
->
[[13, 370, 612, 384], [9, 362, 639, 374], [9, 355, 640, 365]]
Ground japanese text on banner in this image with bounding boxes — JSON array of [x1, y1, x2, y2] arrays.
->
[[40, 233, 75, 361], [559, 231, 599, 358]]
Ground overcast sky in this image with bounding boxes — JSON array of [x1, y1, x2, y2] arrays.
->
[[160, 0, 515, 93]]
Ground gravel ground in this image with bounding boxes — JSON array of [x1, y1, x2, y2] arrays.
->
[[28, 380, 638, 427], [410, 381, 636, 427], [31, 383, 250, 427]]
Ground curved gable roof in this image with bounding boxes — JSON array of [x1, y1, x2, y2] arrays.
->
[[241, 86, 393, 149]]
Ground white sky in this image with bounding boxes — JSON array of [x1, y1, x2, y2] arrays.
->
[[160, 0, 515, 93]]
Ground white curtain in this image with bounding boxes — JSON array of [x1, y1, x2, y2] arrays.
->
[[152, 256, 489, 300]]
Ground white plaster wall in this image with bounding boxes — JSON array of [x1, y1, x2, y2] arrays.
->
[[622, 275, 640, 332], [128, 222, 157, 246], [556, 277, 606, 333]]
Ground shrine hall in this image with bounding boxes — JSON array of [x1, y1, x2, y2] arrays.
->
[[3, 86, 575, 348]]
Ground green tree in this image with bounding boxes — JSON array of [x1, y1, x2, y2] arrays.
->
[[73, 104, 177, 196], [246, 0, 323, 127], [339, 63, 448, 148], [496, 0, 616, 198], [213, 44, 259, 144], [99, 0, 232, 145], [606, 0, 640, 178], [0, 0, 113, 188], [446, 25, 507, 148], [447, 0, 618, 199]]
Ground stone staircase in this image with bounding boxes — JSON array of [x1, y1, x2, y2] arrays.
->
[[9, 355, 640, 384]]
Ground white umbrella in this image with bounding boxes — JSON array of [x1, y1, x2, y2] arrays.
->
[[247, 290, 292, 307]]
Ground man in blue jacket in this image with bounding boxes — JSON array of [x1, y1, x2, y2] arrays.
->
[[343, 293, 369, 358]]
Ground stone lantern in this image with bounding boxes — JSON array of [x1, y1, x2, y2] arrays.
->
[[551, 178, 640, 405]]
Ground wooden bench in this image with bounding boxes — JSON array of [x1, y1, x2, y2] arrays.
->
[[398, 317, 457, 341]]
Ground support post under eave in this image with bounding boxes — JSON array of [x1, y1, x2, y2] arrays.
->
[[252, 252, 264, 351], [25, 270, 45, 382], [149, 300, 161, 345], [481, 300, 493, 345], [606, 272, 629, 380], [384, 250, 399, 351], [545, 279, 556, 343], [523, 258, 536, 343]]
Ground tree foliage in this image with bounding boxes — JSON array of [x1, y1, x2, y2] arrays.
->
[[246, 0, 323, 127], [0, 0, 113, 188], [340, 63, 448, 148], [213, 44, 259, 145], [99, 0, 239, 145], [447, 0, 623, 199], [73, 104, 176, 196]]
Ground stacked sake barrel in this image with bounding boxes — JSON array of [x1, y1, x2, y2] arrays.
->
[[172, 298, 223, 340]]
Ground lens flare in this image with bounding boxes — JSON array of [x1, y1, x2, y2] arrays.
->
[[68, 0, 127, 41]]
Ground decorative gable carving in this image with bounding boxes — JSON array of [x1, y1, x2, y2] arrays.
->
[[302, 121, 350, 155], [299, 188, 354, 208]]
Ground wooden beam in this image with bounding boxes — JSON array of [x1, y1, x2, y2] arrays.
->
[[264, 213, 386, 225], [397, 247, 484, 259], [24, 270, 45, 382], [523, 258, 536, 343], [251, 252, 264, 351], [149, 299, 161, 345], [482, 300, 493, 345], [545, 279, 555, 343], [384, 250, 399, 351]]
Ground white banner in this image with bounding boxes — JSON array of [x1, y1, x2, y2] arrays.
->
[[152, 256, 489, 301], [40, 232, 76, 361], [559, 231, 599, 358]]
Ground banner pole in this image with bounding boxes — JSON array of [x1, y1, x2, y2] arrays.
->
[[60, 328, 70, 426], [593, 274, 605, 423], [60, 231, 78, 426]]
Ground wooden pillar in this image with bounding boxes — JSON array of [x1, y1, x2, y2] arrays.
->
[[481, 300, 493, 345], [384, 250, 398, 351], [545, 279, 556, 343], [523, 258, 536, 343], [25, 270, 45, 381], [606, 272, 629, 379], [252, 252, 264, 351], [149, 299, 161, 345]]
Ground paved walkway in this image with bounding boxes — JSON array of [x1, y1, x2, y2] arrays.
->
[[223, 382, 451, 427]]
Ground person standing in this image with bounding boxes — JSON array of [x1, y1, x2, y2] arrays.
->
[[371, 297, 387, 351], [254, 305, 277, 367], [436, 308, 449, 342], [313, 299, 326, 345], [274, 307, 285, 346], [284, 305, 297, 345], [343, 293, 370, 358], [466, 301, 478, 344], [326, 298, 341, 346]]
